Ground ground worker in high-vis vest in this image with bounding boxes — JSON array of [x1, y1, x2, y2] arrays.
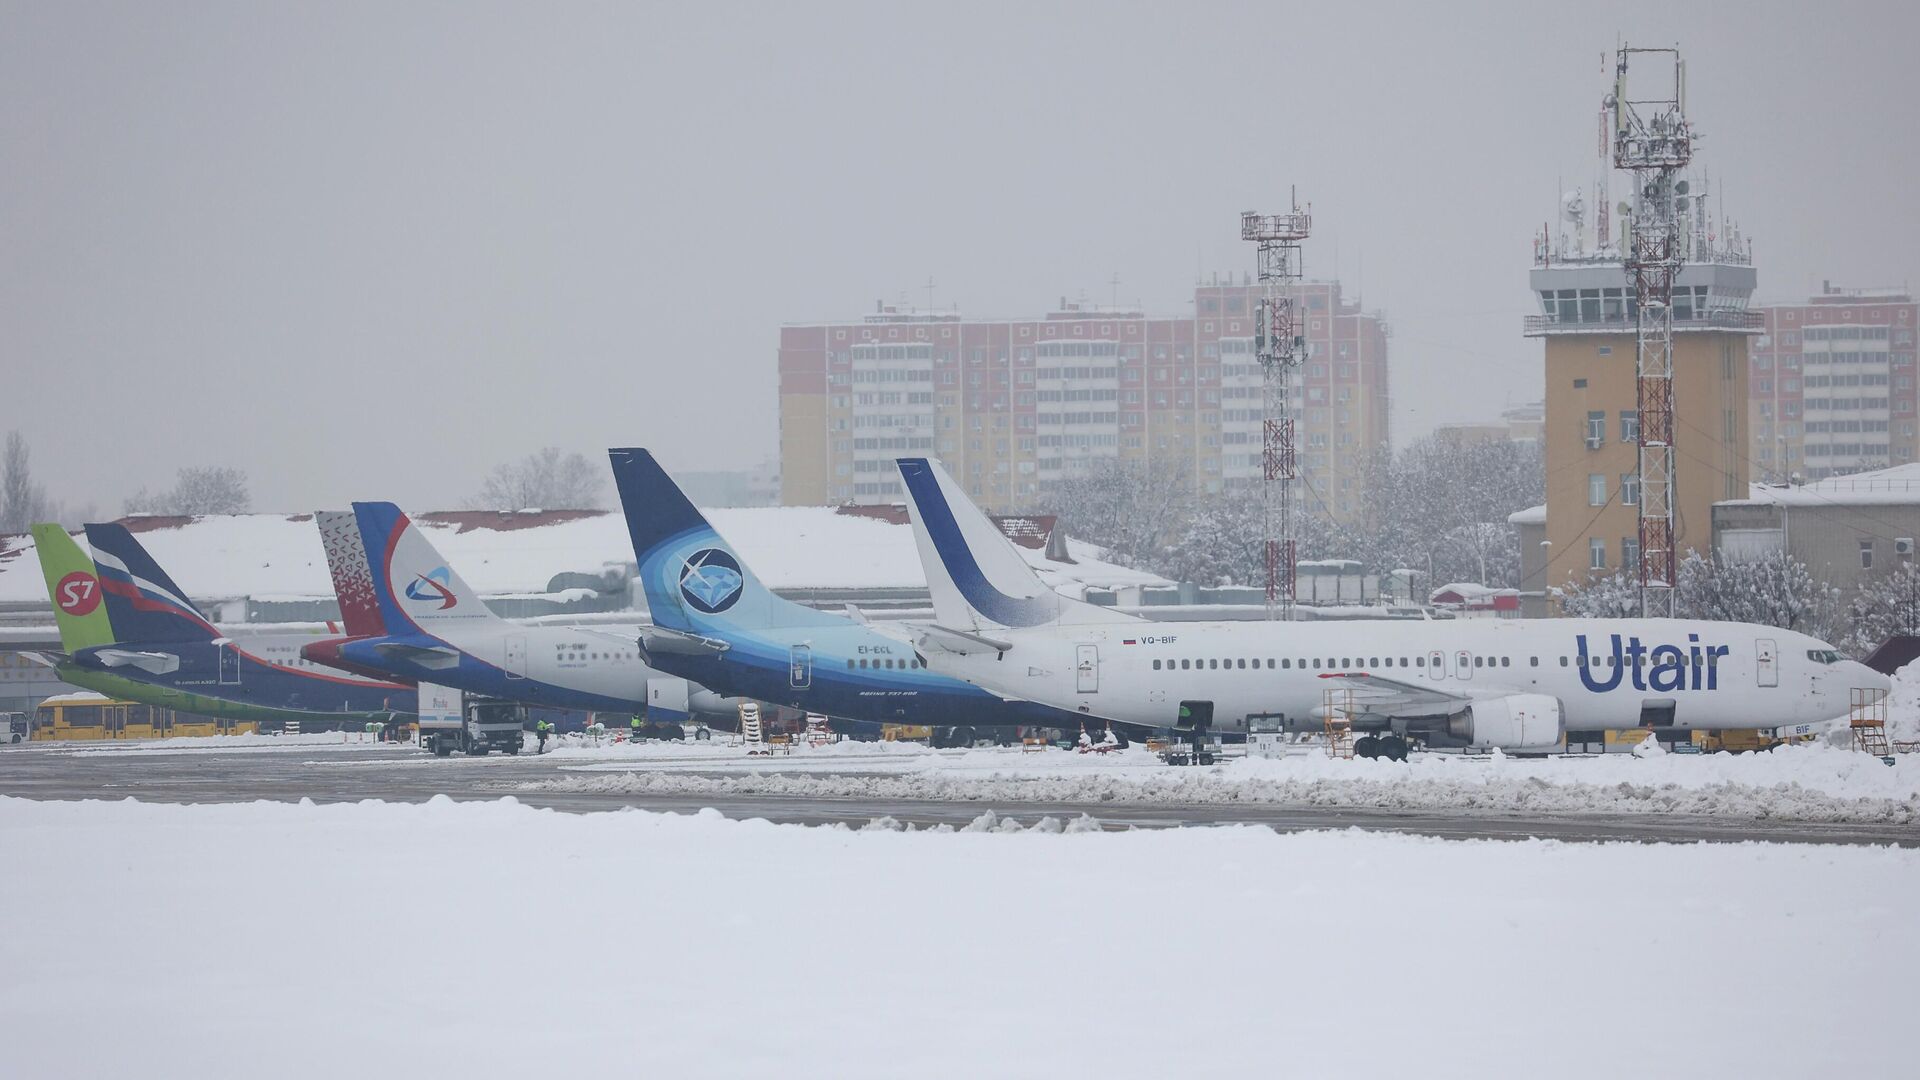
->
[[535, 718, 551, 753], [630, 714, 644, 742]]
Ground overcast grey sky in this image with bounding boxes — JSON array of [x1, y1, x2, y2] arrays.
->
[[4, 1, 1916, 513]]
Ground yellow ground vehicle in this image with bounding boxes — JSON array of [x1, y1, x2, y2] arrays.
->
[[30, 692, 256, 741]]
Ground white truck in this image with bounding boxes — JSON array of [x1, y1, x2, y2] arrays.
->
[[416, 682, 525, 757]]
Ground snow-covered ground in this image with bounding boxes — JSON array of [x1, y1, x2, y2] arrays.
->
[[528, 739, 1920, 823], [0, 795, 1911, 1079]]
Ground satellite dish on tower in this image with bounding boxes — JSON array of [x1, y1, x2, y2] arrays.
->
[[1675, 179, 1690, 196], [1561, 191, 1586, 223]]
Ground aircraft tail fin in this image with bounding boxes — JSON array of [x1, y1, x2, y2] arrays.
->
[[83, 522, 221, 643], [29, 524, 119, 651], [608, 448, 838, 633], [316, 510, 387, 637], [351, 502, 501, 633], [896, 457, 1136, 631]]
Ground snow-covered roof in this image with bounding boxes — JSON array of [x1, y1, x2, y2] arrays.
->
[[0, 506, 1168, 607], [1720, 463, 1920, 509], [1507, 504, 1547, 526]]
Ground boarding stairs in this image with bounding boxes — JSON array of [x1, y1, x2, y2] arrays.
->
[[1322, 688, 1356, 760], [803, 714, 834, 747], [1850, 686, 1893, 760], [738, 703, 769, 756]]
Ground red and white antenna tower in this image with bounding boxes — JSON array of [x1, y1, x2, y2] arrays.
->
[[1610, 45, 1692, 618], [1241, 194, 1312, 620]]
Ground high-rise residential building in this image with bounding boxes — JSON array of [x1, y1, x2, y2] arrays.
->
[[1524, 194, 1759, 590], [1748, 285, 1919, 483], [778, 279, 1391, 516]]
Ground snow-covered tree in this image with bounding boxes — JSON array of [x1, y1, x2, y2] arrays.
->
[[1044, 456, 1192, 569], [1162, 494, 1264, 586], [1844, 560, 1920, 655], [470, 447, 605, 511], [1557, 570, 1641, 618], [1675, 550, 1842, 638], [1, 431, 56, 533], [125, 466, 251, 516]]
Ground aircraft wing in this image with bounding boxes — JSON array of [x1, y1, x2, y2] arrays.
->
[[371, 641, 463, 671], [91, 649, 183, 675], [1317, 671, 1472, 719]]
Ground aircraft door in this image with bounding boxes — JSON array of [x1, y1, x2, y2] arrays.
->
[[1456, 650, 1473, 680], [1076, 645, 1099, 693], [505, 634, 528, 680], [218, 643, 241, 685], [1756, 638, 1778, 688], [789, 644, 813, 690], [1428, 649, 1446, 680]]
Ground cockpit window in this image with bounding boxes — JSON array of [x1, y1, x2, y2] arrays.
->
[[1806, 649, 1842, 665]]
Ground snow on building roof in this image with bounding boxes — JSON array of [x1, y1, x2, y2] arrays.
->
[[0, 506, 1167, 607], [1719, 463, 1920, 509], [1507, 504, 1547, 526]]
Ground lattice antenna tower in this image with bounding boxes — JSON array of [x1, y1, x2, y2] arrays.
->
[[1610, 45, 1692, 618], [1241, 193, 1312, 620]]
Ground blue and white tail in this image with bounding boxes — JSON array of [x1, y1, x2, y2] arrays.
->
[[351, 502, 503, 635], [895, 457, 1136, 631], [83, 523, 220, 643], [608, 448, 839, 634]]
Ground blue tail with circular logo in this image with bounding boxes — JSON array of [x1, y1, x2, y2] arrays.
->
[[608, 448, 840, 635]]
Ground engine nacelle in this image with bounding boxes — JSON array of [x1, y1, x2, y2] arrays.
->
[[1447, 694, 1564, 750]]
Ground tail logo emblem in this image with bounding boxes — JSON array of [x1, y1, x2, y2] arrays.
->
[[55, 571, 102, 616], [404, 566, 458, 610], [679, 549, 743, 614]]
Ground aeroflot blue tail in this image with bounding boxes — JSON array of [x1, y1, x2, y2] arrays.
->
[[83, 523, 221, 644], [608, 448, 839, 633]]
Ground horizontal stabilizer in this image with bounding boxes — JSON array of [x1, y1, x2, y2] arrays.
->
[[91, 648, 183, 675], [913, 622, 1013, 656], [17, 650, 65, 669], [638, 625, 733, 657], [371, 641, 463, 671]]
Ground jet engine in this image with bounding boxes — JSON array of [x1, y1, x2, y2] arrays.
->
[[1446, 694, 1564, 750]]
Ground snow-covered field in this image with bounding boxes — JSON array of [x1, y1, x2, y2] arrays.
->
[[528, 739, 1920, 823], [0, 795, 1912, 1079]]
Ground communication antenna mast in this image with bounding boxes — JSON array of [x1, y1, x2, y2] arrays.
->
[[1240, 193, 1312, 620], [1610, 44, 1692, 618]]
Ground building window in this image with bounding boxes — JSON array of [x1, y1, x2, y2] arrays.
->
[[1861, 539, 1875, 570], [1589, 538, 1607, 570], [1623, 537, 1639, 569], [1620, 410, 1639, 442], [1621, 473, 1639, 506], [1586, 411, 1605, 446], [1588, 474, 1607, 506]]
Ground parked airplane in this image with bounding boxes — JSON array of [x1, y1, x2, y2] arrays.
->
[[608, 447, 1088, 740], [27, 522, 413, 727], [893, 457, 1890, 758], [299, 502, 742, 724]]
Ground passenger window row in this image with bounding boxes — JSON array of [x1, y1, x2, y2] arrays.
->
[[847, 657, 927, 670]]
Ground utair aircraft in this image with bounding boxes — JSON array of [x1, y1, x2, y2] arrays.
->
[[893, 457, 1890, 759], [608, 447, 1092, 742], [298, 502, 745, 725]]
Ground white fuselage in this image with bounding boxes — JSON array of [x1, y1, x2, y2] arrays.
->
[[920, 617, 1883, 736]]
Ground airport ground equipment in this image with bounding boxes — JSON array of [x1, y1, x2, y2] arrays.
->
[[1850, 687, 1893, 762], [1322, 687, 1355, 759], [419, 695, 525, 758]]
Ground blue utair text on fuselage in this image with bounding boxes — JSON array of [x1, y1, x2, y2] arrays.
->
[[1576, 633, 1730, 693]]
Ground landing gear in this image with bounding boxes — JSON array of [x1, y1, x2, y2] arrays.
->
[[1354, 734, 1410, 761]]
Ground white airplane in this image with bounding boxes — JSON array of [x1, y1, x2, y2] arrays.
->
[[893, 457, 1890, 758]]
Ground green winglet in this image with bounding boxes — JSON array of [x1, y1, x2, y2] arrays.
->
[[29, 523, 117, 651]]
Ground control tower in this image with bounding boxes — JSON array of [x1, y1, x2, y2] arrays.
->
[[1525, 164, 1759, 592]]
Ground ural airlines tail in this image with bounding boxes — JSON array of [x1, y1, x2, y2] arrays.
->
[[896, 458, 1891, 757]]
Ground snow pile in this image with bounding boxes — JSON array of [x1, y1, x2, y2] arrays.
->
[[1880, 660, 1920, 742], [531, 743, 1920, 823], [2, 796, 1914, 1079]]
